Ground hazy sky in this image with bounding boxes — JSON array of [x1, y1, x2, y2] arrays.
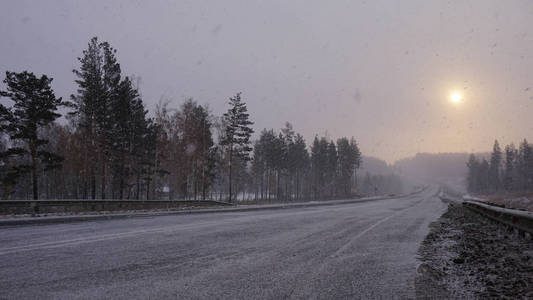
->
[[2, 0, 533, 163]]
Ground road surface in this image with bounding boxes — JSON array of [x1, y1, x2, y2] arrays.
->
[[0, 187, 447, 299]]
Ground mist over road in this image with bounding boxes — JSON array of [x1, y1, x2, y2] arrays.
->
[[0, 187, 446, 299]]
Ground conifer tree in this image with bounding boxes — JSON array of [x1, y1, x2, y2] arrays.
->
[[518, 139, 532, 190], [326, 141, 338, 198], [109, 77, 138, 199], [291, 134, 309, 200], [220, 93, 254, 203], [488, 140, 502, 191], [503, 144, 517, 191], [0, 71, 65, 199], [337, 137, 361, 197], [466, 154, 479, 193], [251, 137, 266, 200], [70, 37, 105, 198], [99, 41, 122, 199], [311, 136, 328, 199], [479, 159, 490, 192]]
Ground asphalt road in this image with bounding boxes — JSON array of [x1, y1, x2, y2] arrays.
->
[[0, 187, 447, 299]]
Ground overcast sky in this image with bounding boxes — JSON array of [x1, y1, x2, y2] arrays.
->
[[1, 0, 533, 163]]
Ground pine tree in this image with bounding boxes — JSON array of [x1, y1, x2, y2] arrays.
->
[[503, 144, 516, 192], [0, 132, 20, 198], [350, 137, 362, 190], [280, 123, 294, 200], [336, 137, 361, 197], [311, 136, 328, 199], [292, 134, 309, 200], [98, 41, 122, 199], [466, 154, 479, 193], [69, 37, 123, 199], [517, 139, 532, 191], [286, 134, 307, 200], [275, 132, 286, 199], [0, 71, 65, 199], [220, 93, 254, 203], [252, 133, 267, 200], [479, 159, 490, 193], [70, 37, 105, 199], [503, 144, 517, 191], [109, 77, 138, 199], [488, 140, 502, 191], [262, 129, 279, 200], [326, 141, 338, 198], [129, 90, 151, 199]]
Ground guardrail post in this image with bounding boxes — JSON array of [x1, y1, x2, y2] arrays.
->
[[30, 201, 38, 216]]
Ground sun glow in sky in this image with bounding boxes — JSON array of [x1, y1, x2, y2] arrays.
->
[[450, 92, 463, 104]]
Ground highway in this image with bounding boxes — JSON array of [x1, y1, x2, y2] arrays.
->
[[0, 187, 447, 299]]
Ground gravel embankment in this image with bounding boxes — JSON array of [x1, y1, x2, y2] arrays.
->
[[416, 203, 533, 299]]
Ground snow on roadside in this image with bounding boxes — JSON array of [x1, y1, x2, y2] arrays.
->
[[416, 203, 533, 298]]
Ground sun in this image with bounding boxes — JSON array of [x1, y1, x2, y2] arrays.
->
[[450, 92, 463, 103]]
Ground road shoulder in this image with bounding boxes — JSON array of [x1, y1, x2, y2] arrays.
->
[[415, 202, 533, 298], [0, 195, 403, 227]]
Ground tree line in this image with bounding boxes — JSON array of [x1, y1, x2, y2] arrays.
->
[[466, 139, 533, 194], [0, 37, 363, 201], [358, 172, 404, 196], [251, 125, 362, 202]]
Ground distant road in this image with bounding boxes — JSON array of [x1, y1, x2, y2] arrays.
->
[[0, 187, 447, 299]]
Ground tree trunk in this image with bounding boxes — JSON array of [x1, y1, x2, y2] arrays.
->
[[153, 142, 159, 200], [136, 172, 140, 200], [194, 161, 198, 201], [119, 177, 124, 200], [202, 161, 207, 201], [101, 156, 106, 199], [296, 171, 300, 200], [228, 145, 233, 203], [266, 170, 269, 201], [267, 169, 270, 201], [146, 180, 150, 200], [285, 176, 289, 201], [260, 172, 264, 201], [90, 166, 96, 200], [30, 142, 39, 200], [277, 170, 281, 201]]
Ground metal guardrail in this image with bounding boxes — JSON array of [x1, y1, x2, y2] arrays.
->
[[461, 196, 533, 235], [0, 199, 231, 215], [0, 188, 426, 217], [0, 199, 232, 204], [0, 190, 429, 226]]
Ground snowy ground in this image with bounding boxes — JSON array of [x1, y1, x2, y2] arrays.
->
[[416, 202, 533, 298], [0, 187, 445, 299]]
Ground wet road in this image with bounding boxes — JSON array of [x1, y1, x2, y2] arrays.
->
[[0, 187, 447, 299]]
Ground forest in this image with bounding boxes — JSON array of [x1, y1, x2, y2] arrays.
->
[[466, 139, 533, 194], [0, 37, 369, 202]]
